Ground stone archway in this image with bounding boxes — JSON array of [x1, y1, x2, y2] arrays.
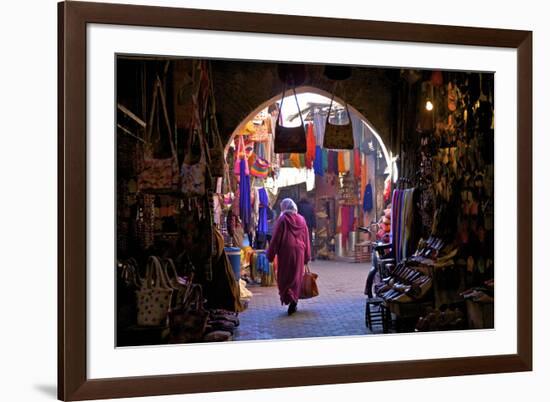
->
[[225, 85, 396, 176]]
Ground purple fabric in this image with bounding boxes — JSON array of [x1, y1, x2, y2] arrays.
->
[[267, 212, 311, 305], [257, 188, 269, 235], [327, 150, 339, 175], [239, 158, 251, 231]]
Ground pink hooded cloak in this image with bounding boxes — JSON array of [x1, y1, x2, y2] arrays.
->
[[267, 212, 311, 305]]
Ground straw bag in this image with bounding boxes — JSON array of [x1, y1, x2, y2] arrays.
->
[[250, 156, 270, 178], [274, 83, 306, 154], [300, 265, 319, 299], [323, 87, 354, 150], [137, 76, 179, 192], [136, 256, 174, 327]]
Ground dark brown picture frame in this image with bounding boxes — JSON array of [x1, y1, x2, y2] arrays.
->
[[58, 1, 532, 400]]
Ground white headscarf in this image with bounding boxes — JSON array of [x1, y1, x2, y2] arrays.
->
[[280, 198, 298, 215]]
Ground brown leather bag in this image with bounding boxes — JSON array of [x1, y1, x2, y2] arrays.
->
[[274, 84, 306, 154], [137, 76, 179, 191], [323, 91, 355, 150], [300, 265, 319, 299]]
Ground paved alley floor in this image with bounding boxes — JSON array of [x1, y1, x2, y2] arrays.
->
[[234, 259, 372, 341]]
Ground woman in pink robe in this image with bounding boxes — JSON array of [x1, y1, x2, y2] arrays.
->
[[267, 198, 311, 315]]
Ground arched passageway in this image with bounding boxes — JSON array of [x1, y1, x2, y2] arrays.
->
[[225, 87, 398, 340]]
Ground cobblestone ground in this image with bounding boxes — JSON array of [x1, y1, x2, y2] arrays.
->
[[234, 260, 372, 341]]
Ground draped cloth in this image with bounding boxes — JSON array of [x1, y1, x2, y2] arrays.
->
[[239, 158, 251, 231], [314, 145, 324, 176], [390, 188, 416, 262], [257, 188, 269, 236], [340, 205, 355, 249], [267, 212, 311, 305], [305, 123, 316, 169], [363, 182, 374, 212], [327, 150, 338, 175]]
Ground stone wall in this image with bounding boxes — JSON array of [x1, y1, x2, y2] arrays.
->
[[207, 61, 399, 151]]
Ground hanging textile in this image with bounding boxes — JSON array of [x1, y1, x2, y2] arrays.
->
[[327, 150, 338, 175], [343, 151, 351, 172], [239, 158, 251, 231], [251, 188, 259, 236], [313, 109, 326, 145], [363, 182, 374, 212], [305, 123, 316, 169], [289, 153, 302, 168], [322, 149, 329, 172], [257, 188, 269, 236], [233, 135, 250, 177], [390, 188, 416, 263], [313, 146, 324, 176], [337, 152, 346, 173], [361, 154, 368, 225], [300, 153, 306, 167], [340, 205, 355, 249]]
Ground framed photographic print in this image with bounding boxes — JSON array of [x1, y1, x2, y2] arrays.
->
[[58, 1, 532, 400]]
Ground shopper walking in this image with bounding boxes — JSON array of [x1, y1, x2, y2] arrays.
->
[[267, 198, 311, 315]]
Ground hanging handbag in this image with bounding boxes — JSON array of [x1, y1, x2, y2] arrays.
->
[[162, 258, 190, 309], [180, 128, 207, 196], [274, 83, 306, 154], [135, 256, 174, 327], [168, 284, 210, 343], [323, 86, 355, 150], [300, 264, 319, 299], [137, 76, 179, 192]]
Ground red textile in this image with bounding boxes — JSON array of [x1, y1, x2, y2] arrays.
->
[[305, 123, 316, 169], [340, 205, 355, 249], [267, 212, 311, 305]]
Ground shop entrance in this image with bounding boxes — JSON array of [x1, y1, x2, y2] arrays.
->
[[221, 87, 396, 340]]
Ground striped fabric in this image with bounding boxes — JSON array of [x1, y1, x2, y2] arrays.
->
[[390, 188, 416, 262]]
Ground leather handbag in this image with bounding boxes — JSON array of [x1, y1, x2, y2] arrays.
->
[[300, 264, 319, 299], [137, 76, 179, 191], [323, 89, 355, 150], [274, 83, 306, 154], [135, 256, 174, 327]]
